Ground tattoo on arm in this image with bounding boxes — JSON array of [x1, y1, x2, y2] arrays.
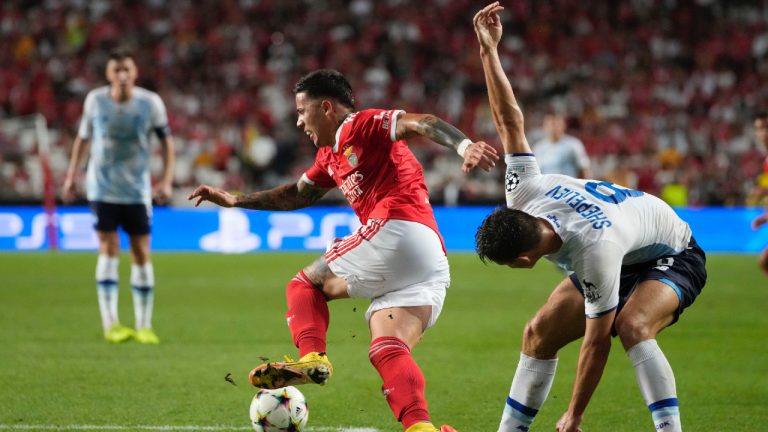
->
[[397, 114, 468, 150], [234, 181, 330, 210], [303, 256, 334, 287]]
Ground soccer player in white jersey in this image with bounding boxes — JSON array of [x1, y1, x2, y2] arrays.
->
[[532, 111, 591, 178], [472, 4, 707, 432], [62, 47, 175, 344]]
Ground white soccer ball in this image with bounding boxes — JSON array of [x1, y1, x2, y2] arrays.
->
[[249, 386, 309, 432]]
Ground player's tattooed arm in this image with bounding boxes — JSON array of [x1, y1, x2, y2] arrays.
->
[[235, 180, 330, 210], [189, 180, 331, 210], [395, 113, 468, 151], [394, 112, 498, 173]]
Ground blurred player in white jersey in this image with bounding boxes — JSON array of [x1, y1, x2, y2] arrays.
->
[[63, 47, 175, 344], [472, 4, 706, 432], [189, 69, 498, 432], [532, 110, 591, 178], [749, 111, 768, 276]]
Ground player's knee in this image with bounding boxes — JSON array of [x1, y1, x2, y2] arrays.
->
[[522, 315, 553, 355], [615, 314, 652, 348]]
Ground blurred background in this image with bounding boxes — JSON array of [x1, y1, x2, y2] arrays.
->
[[2, 0, 767, 208]]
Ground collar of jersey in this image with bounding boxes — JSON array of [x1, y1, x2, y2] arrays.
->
[[332, 113, 353, 153]]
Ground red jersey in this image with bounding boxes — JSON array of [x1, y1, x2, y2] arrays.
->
[[303, 109, 443, 242]]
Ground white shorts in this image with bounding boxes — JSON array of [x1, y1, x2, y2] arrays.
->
[[325, 219, 450, 328]]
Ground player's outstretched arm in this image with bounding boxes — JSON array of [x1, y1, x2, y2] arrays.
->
[[474, 2, 532, 156], [395, 112, 498, 174], [188, 179, 331, 211]]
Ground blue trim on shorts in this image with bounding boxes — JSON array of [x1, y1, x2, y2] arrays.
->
[[657, 277, 683, 301], [506, 396, 539, 417]]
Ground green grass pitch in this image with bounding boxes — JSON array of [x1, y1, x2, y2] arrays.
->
[[1, 252, 767, 431]]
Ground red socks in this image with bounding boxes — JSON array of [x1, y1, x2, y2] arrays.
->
[[285, 271, 329, 357], [369, 336, 430, 429]]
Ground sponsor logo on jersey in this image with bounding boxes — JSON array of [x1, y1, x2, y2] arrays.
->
[[582, 279, 602, 303], [339, 171, 364, 203], [544, 185, 613, 229], [327, 166, 334, 177], [505, 172, 520, 192], [373, 111, 391, 129]]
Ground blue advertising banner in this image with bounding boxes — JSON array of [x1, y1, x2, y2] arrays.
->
[[0, 206, 765, 253]]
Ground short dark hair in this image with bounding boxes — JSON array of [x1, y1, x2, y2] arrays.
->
[[293, 69, 355, 109], [754, 110, 768, 121], [108, 47, 134, 62], [475, 207, 542, 264]]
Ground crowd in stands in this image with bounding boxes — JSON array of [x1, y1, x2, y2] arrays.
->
[[1, 0, 767, 206]]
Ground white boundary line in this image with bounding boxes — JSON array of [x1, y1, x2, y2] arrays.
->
[[0, 426, 379, 432]]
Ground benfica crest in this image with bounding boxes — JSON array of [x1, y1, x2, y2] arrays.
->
[[344, 146, 358, 167]]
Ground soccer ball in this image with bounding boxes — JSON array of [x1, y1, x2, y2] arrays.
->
[[249, 386, 309, 432]]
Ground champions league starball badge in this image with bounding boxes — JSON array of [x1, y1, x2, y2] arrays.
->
[[505, 172, 520, 192]]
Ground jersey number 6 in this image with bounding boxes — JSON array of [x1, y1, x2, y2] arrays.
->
[[584, 181, 644, 204]]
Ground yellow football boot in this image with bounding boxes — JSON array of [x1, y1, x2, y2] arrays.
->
[[249, 351, 333, 389], [104, 323, 134, 343], [134, 328, 160, 344]]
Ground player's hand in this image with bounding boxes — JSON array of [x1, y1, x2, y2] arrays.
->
[[154, 181, 173, 205], [556, 413, 583, 432], [61, 175, 76, 204], [752, 212, 768, 229], [188, 185, 237, 208], [462, 141, 499, 173], [473, 2, 504, 50]]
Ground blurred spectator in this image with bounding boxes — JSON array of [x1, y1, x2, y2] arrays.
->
[[530, 109, 591, 178], [1, 0, 768, 206]]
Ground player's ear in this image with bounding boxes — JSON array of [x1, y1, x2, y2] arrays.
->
[[321, 99, 333, 115]]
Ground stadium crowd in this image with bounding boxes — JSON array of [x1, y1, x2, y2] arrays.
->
[[1, 0, 767, 206]]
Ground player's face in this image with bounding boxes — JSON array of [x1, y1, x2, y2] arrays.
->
[[544, 115, 566, 137], [106, 58, 138, 91], [295, 92, 334, 148], [755, 117, 768, 149]]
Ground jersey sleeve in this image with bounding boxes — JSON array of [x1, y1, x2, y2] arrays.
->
[[570, 241, 625, 318], [354, 109, 404, 145], [77, 91, 96, 140], [150, 93, 171, 138], [504, 153, 542, 208], [301, 154, 336, 189]]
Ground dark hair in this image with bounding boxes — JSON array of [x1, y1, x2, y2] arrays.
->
[[475, 207, 542, 264], [754, 110, 768, 121], [293, 69, 355, 109], [108, 47, 134, 62]]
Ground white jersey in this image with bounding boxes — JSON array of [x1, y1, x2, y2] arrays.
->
[[504, 154, 691, 318], [78, 86, 170, 204], [532, 134, 590, 177]]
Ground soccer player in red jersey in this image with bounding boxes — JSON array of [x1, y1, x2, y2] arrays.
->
[[750, 111, 768, 276], [189, 69, 498, 432]]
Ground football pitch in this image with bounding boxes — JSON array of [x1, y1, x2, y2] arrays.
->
[[1, 252, 766, 431]]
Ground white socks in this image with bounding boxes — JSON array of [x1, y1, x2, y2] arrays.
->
[[498, 353, 558, 432], [131, 262, 155, 330], [628, 339, 682, 432], [96, 255, 120, 332], [96, 256, 156, 332]]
